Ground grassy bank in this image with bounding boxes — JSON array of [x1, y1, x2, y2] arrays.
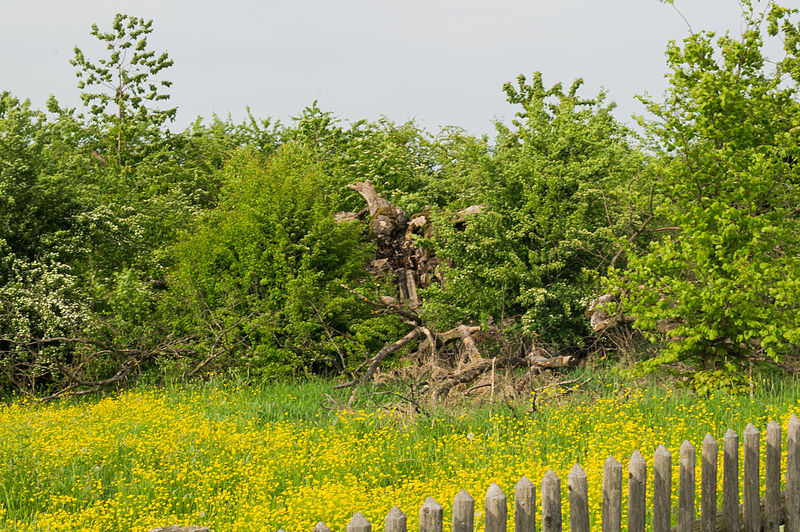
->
[[0, 376, 798, 531]]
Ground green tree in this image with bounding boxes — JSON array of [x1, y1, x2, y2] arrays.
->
[[71, 13, 175, 166], [168, 145, 400, 378], [613, 1, 800, 381], [422, 74, 644, 347]]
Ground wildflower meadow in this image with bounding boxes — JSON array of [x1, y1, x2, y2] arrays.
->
[[0, 379, 798, 531]]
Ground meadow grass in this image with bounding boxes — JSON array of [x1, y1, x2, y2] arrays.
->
[[0, 373, 798, 531]]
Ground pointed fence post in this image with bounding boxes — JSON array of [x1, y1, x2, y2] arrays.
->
[[349, 513, 372, 532], [653, 445, 672, 532], [420, 498, 443, 532], [766, 420, 781, 532], [485, 483, 507, 532], [603, 456, 622, 532], [628, 451, 647, 532], [515, 476, 536, 532], [315, 523, 333, 532], [541, 470, 562, 532], [679, 440, 696, 532], [743, 424, 761, 532], [385, 506, 407, 532], [787, 415, 800, 532], [701, 434, 718, 532], [568, 464, 589, 532], [723, 428, 739, 532], [452, 490, 475, 532]]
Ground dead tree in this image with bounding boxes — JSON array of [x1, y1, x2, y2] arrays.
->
[[335, 181, 582, 405]]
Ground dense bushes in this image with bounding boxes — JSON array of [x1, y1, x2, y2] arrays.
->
[[167, 145, 402, 378], [1, 5, 799, 394], [611, 2, 800, 380], [421, 76, 646, 347]]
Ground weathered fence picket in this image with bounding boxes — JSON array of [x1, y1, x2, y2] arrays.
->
[[385, 506, 406, 532], [541, 470, 561, 532], [653, 444, 672, 532], [743, 424, 760, 532], [419, 498, 442, 532], [700, 434, 717, 532], [602, 457, 622, 532], [452, 490, 474, 532], [347, 513, 370, 532], [789, 414, 800, 532], [766, 420, 781, 531], [485, 484, 507, 532], [627, 451, 646, 532], [303, 418, 800, 532], [722, 428, 739, 532], [568, 464, 589, 532], [514, 477, 536, 532], [678, 440, 695, 532]]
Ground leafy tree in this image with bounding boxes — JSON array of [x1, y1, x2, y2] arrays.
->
[[422, 74, 644, 347], [168, 145, 401, 377], [71, 13, 175, 166], [613, 1, 800, 380]]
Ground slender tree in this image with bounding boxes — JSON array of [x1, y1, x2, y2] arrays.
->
[[71, 13, 175, 166]]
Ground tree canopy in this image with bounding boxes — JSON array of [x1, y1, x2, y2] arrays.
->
[[1, 5, 798, 397]]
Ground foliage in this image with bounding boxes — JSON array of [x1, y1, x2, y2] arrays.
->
[[613, 1, 800, 375], [167, 145, 402, 378], [4, 6, 800, 395], [422, 74, 644, 347], [71, 13, 175, 166], [1, 379, 799, 529]]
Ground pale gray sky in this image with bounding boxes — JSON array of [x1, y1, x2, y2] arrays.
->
[[0, 1, 758, 136]]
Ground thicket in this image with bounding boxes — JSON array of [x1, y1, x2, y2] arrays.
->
[[0, 3, 798, 398]]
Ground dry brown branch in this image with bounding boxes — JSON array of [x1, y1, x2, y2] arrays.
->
[[432, 356, 528, 403], [348, 181, 392, 217], [187, 311, 260, 377], [339, 284, 421, 325], [334, 327, 423, 390]]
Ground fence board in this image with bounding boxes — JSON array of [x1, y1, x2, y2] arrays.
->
[[602, 456, 622, 532], [679, 440, 696, 532], [743, 424, 760, 532], [654, 444, 672, 532], [385, 506, 407, 532], [541, 470, 562, 532], [452, 490, 474, 532], [765, 420, 781, 531], [788, 414, 800, 532], [568, 464, 589, 532], [420, 497, 443, 532], [348, 513, 372, 532], [485, 483, 507, 532], [514, 476, 536, 532], [722, 428, 739, 532], [701, 433, 717, 532], [628, 450, 646, 532]]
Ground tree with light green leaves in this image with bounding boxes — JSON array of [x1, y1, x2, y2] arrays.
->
[[71, 13, 175, 166], [422, 74, 645, 348], [612, 1, 800, 389]]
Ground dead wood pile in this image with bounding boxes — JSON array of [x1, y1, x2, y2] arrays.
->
[[334, 181, 585, 407]]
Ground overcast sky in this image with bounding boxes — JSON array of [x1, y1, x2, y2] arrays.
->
[[1, 1, 756, 137]]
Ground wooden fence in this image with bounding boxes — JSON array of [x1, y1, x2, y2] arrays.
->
[[303, 415, 800, 532]]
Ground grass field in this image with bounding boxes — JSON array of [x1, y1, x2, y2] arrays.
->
[[0, 375, 798, 531]]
